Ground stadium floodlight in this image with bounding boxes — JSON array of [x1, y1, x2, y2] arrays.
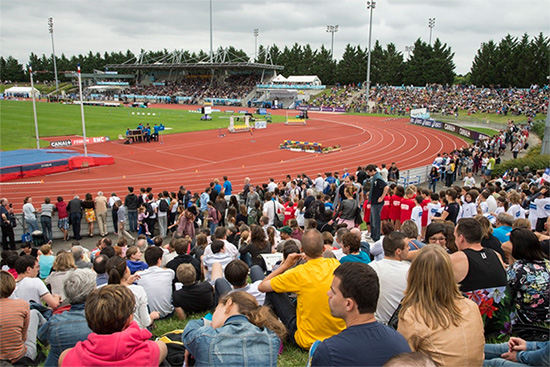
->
[[28, 65, 40, 150], [405, 45, 414, 59], [326, 25, 339, 60], [428, 18, 436, 46], [365, 1, 376, 101], [48, 17, 59, 96], [254, 29, 259, 62]]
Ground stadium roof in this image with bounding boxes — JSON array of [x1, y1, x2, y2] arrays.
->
[[105, 62, 283, 71], [104, 47, 283, 72]]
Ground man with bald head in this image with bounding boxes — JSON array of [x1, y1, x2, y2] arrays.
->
[[1, 198, 16, 250], [259, 229, 345, 350]]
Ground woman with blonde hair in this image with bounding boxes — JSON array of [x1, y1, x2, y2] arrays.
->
[[45, 251, 77, 301], [183, 291, 286, 366], [397, 245, 485, 366]]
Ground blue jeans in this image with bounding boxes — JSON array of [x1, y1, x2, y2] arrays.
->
[[370, 202, 383, 242], [127, 210, 137, 232], [428, 179, 437, 192], [41, 216, 52, 243], [26, 218, 39, 234], [484, 341, 549, 366]]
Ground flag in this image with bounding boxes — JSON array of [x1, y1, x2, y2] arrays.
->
[[77, 64, 81, 73], [542, 168, 550, 184]]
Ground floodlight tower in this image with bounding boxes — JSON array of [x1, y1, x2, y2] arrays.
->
[[428, 18, 436, 46], [365, 1, 376, 101], [48, 17, 59, 96], [326, 25, 339, 60], [254, 29, 259, 62]]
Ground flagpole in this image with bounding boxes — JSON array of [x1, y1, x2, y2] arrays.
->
[[77, 64, 88, 156], [29, 65, 40, 149]]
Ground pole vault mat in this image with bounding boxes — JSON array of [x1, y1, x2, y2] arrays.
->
[[0, 149, 114, 181]]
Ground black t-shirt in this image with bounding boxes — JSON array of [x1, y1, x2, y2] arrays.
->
[[20, 248, 39, 258], [166, 255, 201, 283], [459, 248, 507, 293], [481, 234, 506, 261], [172, 282, 214, 313], [444, 202, 460, 224]]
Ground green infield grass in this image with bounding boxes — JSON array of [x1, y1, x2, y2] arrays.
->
[[0, 100, 284, 151]]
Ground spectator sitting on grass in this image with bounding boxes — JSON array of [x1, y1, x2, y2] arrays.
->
[[173, 263, 214, 320], [59, 285, 167, 366]]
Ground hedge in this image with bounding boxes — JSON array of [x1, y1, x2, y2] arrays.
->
[[493, 147, 550, 176]]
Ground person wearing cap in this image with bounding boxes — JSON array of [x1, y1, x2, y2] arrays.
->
[[276, 226, 301, 251]]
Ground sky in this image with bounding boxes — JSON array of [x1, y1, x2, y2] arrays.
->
[[1, 0, 549, 76]]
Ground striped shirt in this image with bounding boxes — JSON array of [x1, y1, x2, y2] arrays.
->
[[0, 298, 29, 362]]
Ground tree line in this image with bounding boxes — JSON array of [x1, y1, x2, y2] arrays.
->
[[1, 33, 547, 88]]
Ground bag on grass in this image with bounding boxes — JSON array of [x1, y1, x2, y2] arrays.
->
[[158, 330, 187, 367]]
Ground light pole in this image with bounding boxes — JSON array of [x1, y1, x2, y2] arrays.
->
[[326, 25, 339, 60], [254, 29, 259, 62], [365, 1, 375, 100], [48, 17, 59, 96], [29, 65, 40, 149], [405, 45, 414, 59], [428, 18, 436, 46]]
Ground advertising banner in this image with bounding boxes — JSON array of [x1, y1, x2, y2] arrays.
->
[[410, 118, 489, 141]]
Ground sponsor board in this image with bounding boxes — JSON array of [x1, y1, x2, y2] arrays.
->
[[410, 118, 489, 141], [50, 136, 110, 148]]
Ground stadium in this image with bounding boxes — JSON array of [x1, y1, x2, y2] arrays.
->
[[1, 1, 549, 366]]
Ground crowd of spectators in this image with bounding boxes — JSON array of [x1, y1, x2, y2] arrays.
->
[[348, 84, 549, 117], [1, 137, 549, 365]]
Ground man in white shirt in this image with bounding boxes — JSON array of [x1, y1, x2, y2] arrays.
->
[[202, 240, 233, 282], [136, 246, 175, 318], [367, 232, 410, 324], [314, 173, 325, 193], [12, 255, 61, 308], [379, 164, 389, 182], [262, 192, 284, 226], [267, 178, 278, 193]]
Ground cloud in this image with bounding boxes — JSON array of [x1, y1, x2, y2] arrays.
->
[[1, 0, 548, 75]]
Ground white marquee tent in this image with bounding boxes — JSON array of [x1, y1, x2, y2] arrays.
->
[[3, 86, 40, 98]]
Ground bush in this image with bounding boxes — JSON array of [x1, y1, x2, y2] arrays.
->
[[531, 120, 546, 140], [493, 149, 550, 176]]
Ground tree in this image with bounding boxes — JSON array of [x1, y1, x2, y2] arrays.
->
[[470, 40, 498, 86], [0, 56, 25, 82]]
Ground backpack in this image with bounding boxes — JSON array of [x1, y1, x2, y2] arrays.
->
[[158, 330, 186, 367], [145, 202, 154, 216], [159, 199, 169, 213], [306, 200, 323, 220]]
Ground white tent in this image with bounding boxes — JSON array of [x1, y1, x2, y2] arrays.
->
[[272, 74, 288, 83], [3, 86, 40, 98], [285, 75, 322, 85]]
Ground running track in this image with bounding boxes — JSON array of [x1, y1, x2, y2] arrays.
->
[[2, 107, 467, 209]]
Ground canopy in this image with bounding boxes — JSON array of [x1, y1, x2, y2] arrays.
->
[[3, 86, 40, 97]]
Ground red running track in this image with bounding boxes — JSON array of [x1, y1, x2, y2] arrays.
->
[[1, 111, 467, 210]]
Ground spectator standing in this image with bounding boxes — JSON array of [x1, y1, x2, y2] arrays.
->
[[367, 164, 389, 241], [22, 197, 39, 234], [40, 197, 55, 243], [108, 193, 120, 235], [68, 195, 83, 241], [82, 193, 96, 237], [1, 198, 16, 250], [124, 187, 139, 233], [94, 191, 109, 237]]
